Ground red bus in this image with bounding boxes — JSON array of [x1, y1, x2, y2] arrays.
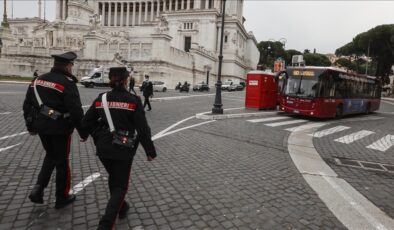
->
[[278, 67, 381, 118]]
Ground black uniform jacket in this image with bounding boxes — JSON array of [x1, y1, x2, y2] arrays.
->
[[142, 81, 153, 97], [82, 88, 156, 161], [23, 68, 88, 137]]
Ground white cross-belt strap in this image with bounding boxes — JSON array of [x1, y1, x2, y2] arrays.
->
[[102, 93, 116, 133], [33, 79, 43, 106]]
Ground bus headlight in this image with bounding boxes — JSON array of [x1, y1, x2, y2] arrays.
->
[[311, 112, 314, 115]]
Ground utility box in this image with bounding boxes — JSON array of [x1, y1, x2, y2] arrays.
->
[[245, 71, 277, 109]]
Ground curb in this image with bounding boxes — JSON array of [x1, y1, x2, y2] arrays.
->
[[288, 120, 394, 230], [382, 97, 394, 102], [196, 109, 279, 120], [0, 81, 31, 84]]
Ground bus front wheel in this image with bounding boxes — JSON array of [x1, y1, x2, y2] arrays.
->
[[335, 105, 343, 119]]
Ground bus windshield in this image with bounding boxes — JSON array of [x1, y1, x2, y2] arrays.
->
[[285, 70, 319, 98]]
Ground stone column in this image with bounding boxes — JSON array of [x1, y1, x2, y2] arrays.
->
[[175, 0, 178, 10], [62, 0, 66, 20], [108, 2, 111, 26], [205, 0, 209, 9], [194, 0, 200, 9], [101, 2, 105, 26], [126, 2, 130, 26], [120, 2, 124, 26], [56, 0, 61, 20], [187, 0, 190, 10], [156, 0, 160, 16], [114, 2, 118, 26], [169, 0, 172, 11], [150, 1, 154, 21], [132, 2, 136, 26], [144, 1, 148, 22], [138, 1, 142, 25], [163, 0, 167, 11]]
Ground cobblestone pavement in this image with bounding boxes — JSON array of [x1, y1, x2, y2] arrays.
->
[[3, 83, 391, 229]]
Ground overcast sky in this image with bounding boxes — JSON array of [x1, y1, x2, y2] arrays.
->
[[1, 0, 393, 54]]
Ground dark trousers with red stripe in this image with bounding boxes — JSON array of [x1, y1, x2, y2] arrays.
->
[[98, 157, 132, 230], [37, 134, 72, 199]]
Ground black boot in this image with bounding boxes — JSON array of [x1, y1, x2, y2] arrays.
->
[[55, 194, 76, 209], [118, 202, 129, 219], [28, 185, 44, 204]]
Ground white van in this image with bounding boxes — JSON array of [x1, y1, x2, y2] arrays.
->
[[80, 66, 110, 88]]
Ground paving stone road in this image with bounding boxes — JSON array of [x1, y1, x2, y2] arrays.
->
[[0, 83, 393, 229]]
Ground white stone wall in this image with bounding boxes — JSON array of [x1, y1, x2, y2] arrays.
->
[[1, 0, 258, 89]]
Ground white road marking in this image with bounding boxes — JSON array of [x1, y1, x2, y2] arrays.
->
[[285, 122, 328, 132], [266, 119, 307, 127], [152, 116, 195, 140], [69, 173, 101, 194], [153, 120, 215, 140], [82, 105, 90, 108], [0, 143, 21, 152], [382, 100, 394, 106], [366, 135, 394, 152], [289, 124, 394, 229], [0, 132, 28, 141], [334, 130, 375, 144], [247, 116, 288, 123], [309, 125, 350, 138], [322, 175, 389, 230], [0, 112, 12, 115]]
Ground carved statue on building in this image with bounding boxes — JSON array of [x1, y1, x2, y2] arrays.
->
[[156, 16, 169, 34], [88, 13, 101, 33]]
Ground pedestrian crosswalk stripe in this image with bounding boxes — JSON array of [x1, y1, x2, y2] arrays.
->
[[309, 125, 350, 138], [366, 135, 394, 152], [266, 119, 307, 127], [334, 130, 375, 144], [285, 122, 328, 132], [247, 116, 288, 123]]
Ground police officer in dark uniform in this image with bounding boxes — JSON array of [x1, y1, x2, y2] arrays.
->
[[23, 51, 88, 209], [82, 67, 156, 230], [141, 75, 153, 111]]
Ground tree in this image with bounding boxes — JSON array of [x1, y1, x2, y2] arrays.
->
[[257, 41, 286, 69], [336, 24, 394, 83], [304, 53, 331, 66], [284, 49, 302, 66]]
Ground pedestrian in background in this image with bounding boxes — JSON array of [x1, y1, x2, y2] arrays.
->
[[141, 75, 153, 111], [129, 74, 136, 95], [33, 70, 39, 78], [82, 67, 156, 230], [23, 51, 88, 209]]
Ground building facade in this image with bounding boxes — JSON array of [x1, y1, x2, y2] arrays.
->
[[0, 0, 259, 87]]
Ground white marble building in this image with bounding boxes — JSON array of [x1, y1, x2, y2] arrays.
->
[[0, 0, 259, 87]]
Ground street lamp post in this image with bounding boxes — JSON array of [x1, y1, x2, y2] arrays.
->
[[212, 0, 226, 114], [2, 0, 9, 28]]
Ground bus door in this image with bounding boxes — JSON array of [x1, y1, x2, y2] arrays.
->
[[276, 71, 287, 105], [319, 71, 338, 117]]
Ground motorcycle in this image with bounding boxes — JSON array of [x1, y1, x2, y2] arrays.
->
[[179, 83, 190, 93], [175, 83, 181, 91]]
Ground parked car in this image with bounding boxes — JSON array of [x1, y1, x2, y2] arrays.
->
[[193, 83, 210, 92], [152, 81, 167, 92], [221, 80, 233, 90], [235, 84, 244, 91], [227, 84, 244, 92]]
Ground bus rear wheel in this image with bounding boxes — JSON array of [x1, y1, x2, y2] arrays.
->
[[335, 105, 343, 119]]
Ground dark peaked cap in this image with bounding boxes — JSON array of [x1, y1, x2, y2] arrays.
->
[[109, 67, 129, 79], [51, 51, 77, 63]]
